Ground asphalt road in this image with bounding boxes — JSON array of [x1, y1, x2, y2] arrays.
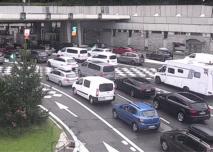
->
[[1, 60, 213, 152]]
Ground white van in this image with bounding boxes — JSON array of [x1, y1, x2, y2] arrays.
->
[[87, 52, 117, 66], [57, 47, 88, 62], [184, 53, 213, 64], [72, 76, 115, 104], [155, 59, 213, 96]]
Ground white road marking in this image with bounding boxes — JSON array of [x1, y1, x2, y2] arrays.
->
[[55, 101, 78, 118], [49, 91, 56, 94], [44, 95, 52, 99], [42, 83, 144, 152], [53, 94, 62, 97], [117, 94, 133, 103], [38, 105, 89, 152], [121, 140, 128, 146], [160, 117, 170, 124], [103, 141, 119, 152], [130, 147, 136, 152]]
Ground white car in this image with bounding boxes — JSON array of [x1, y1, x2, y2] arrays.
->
[[47, 56, 78, 71], [46, 69, 78, 86], [87, 52, 117, 66], [57, 47, 88, 62], [87, 48, 112, 57], [184, 53, 213, 64], [72, 76, 115, 104]]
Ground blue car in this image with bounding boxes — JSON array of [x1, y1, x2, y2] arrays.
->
[[112, 102, 160, 132]]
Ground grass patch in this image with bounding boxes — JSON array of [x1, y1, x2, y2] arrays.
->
[[0, 120, 61, 152]]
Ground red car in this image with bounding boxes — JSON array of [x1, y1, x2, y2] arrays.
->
[[113, 47, 138, 54]]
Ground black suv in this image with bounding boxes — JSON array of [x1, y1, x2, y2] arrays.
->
[[153, 92, 210, 122], [146, 48, 173, 61], [160, 125, 213, 152]]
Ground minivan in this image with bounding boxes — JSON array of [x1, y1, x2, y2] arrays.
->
[[78, 61, 115, 80], [72, 76, 115, 104], [57, 47, 88, 62]]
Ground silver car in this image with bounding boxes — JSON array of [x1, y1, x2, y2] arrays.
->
[[46, 69, 78, 86], [117, 52, 144, 65], [0, 52, 4, 64]]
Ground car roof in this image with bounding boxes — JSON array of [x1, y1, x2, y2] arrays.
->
[[58, 56, 75, 60], [174, 92, 203, 103], [130, 102, 153, 111], [87, 60, 114, 66], [83, 76, 114, 83], [53, 69, 76, 74], [189, 124, 213, 140], [64, 47, 87, 50], [97, 52, 116, 56]]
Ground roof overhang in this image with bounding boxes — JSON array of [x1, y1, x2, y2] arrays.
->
[[0, 13, 130, 22]]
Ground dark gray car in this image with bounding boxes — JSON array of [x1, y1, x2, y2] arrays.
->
[[117, 52, 144, 65]]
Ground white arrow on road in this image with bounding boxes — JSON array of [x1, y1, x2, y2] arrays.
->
[[103, 141, 119, 152], [55, 101, 78, 118]]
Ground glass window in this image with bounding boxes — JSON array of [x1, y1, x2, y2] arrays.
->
[[123, 79, 134, 85], [188, 70, 194, 79], [81, 62, 88, 67], [80, 50, 87, 54], [88, 63, 101, 71], [93, 49, 103, 52], [141, 110, 157, 117], [178, 69, 183, 73], [77, 78, 83, 85], [58, 58, 65, 62], [67, 49, 78, 54], [66, 73, 76, 78], [103, 66, 114, 72], [60, 72, 65, 77], [168, 68, 175, 74], [67, 59, 75, 63], [189, 54, 196, 58], [84, 80, 90, 88], [194, 72, 201, 78], [99, 83, 113, 92], [110, 55, 117, 59], [61, 48, 66, 52], [159, 66, 166, 72], [127, 106, 137, 114], [93, 55, 107, 59], [168, 96, 186, 105]]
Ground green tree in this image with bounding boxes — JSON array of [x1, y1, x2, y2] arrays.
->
[[0, 50, 47, 131]]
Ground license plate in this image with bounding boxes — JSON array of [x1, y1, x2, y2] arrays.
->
[[148, 126, 155, 129], [200, 111, 206, 115]]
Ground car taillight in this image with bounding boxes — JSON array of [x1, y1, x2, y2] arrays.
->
[[190, 109, 198, 116], [96, 89, 99, 97]]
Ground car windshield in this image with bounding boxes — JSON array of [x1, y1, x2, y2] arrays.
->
[[139, 110, 157, 117], [110, 55, 117, 59], [66, 73, 76, 78], [99, 83, 113, 92], [80, 50, 87, 54], [103, 66, 114, 72], [67, 59, 75, 63]]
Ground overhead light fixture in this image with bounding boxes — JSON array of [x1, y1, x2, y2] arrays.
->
[[176, 13, 181, 17], [153, 13, 159, 17], [200, 14, 205, 17]]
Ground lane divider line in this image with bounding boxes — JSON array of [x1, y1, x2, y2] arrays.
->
[[38, 104, 89, 152], [121, 140, 128, 146], [130, 147, 137, 152], [42, 83, 144, 152], [160, 117, 170, 124]]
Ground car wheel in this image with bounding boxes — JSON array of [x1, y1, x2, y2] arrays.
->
[[153, 100, 160, 110], [47, 61, 51, 67], [46, 75, 49, 81], [183, 86, 189, 92], [155, 76, 161, 84], [89, 96, 94, 104], [58, 81, 63, 87], [112, 110, 118, 119], [161, 140, 169, 152], [132, 122, 139, 132], [131, 61, 135, 65], [73, 88, 77, 95], [177, 112, 185, 122], [130, 90, 135, 97]]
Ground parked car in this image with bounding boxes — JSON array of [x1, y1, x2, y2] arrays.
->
[[57, 47, 88, 62], [146, 48, 173, 61], [30, 50, 48, 63], [184, 53, 213, 64], [46, 69, 78, 86], [47, 56, 78, 71], [0, 52, 4, 64], [153, 92, 211, 122], [87, 48, 112, 57], [160, 129, 213, 152], [72, 76, 115, 104], [189, 124, 213, 142], [87, 52, 117, 66], [115, 77, 155, 98], [117, 52, 144, 65], [112, 102, 160, 132], [113, 46, 138, 54], [78, 61, 115, 80]]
